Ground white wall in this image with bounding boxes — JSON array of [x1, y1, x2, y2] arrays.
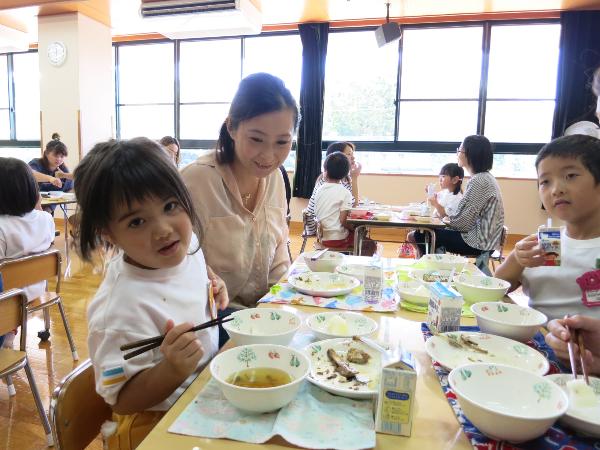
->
[[289, 173, 552, 236]]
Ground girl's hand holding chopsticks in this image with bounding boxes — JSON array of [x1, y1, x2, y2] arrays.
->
[[160, 320, 205, 378], [207, 265, 229, 311]]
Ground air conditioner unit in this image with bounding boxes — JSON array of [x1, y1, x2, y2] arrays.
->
[[138, 0, 262, 39]]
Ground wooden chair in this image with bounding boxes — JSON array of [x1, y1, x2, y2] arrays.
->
[[490, 225, 509, 271], [300, 209, 317, 254], [0, 248, 78, 360], [50, 359, 113, 450], [0, 288, 54, 446]]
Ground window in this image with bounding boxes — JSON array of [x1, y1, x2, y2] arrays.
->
[[13, 52, 40, 140], [323, 31, 398, 141], [485, 24, 561, 143], [179, 39, 240, 140], [0, 55, 9, 140], [244, 33, 302, 102], [117, 42, 174, 139], [398, 26, 483, 141]]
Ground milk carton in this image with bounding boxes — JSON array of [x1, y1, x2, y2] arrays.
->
[[427, 282, 463, 334], [375, 352, 417, 436], [538, 226, 561, 266], [363, 262, 383, 304]]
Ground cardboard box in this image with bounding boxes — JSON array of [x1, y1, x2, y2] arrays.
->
[[375, 352, 417, 436], [427, 281, 463, 334]]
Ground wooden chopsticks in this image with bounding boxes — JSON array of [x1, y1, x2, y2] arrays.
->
[[565, 315, 590, 385], [120, 315, 233, 361], [576, 329, 590, 385]]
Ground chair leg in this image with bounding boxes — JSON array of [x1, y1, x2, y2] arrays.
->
[[5, 375, 16, 396], [300, 237, 308, 254], [57, 301, 79, 361], [287, 240, 293, 263], [23, 362, 54, 447]]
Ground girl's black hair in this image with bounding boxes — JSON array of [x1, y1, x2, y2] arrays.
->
[[216, 72, 299, 164], [42, 132, 69, 171], [439, 163, 464, 195], [159, 135, 180, 165], [0, 157, 39, 216], [462, 135, 494, 173], [74, 137, 202, 262], [326, 141, 355, 156], [535, 134, 600, 185]]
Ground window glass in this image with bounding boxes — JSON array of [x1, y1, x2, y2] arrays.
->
[[180, 104, 229, 140], [244, 34, 302, 101], [118, 43, 173, 104], [13, 52, 40, 140], [323, 30, 397, 141], [0, 146, 40, 163], [0, 55, 8, 108], [485, 24, 560, 142], [0, 110, 9, 140], [397, 101, 479, 141], [180, 39, 240, 103], [119, 105, 174, 139]]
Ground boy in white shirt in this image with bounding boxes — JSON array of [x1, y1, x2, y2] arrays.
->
[[496, 135, 600, 320], [314, 152, 354, 249]]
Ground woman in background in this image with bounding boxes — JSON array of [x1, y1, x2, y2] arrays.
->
[[29, 133, 73, 192], [159, 136, 181, 166]]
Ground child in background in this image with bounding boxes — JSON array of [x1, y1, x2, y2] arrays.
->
[[0, 157, 55, 349], [313, 152, 354, 249], [432, 163, 464, 217], [495, 135, 600, 320], [74, 138, 228, 450]]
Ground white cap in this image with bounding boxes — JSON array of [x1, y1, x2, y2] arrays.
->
[[563, 121, 600, 139]]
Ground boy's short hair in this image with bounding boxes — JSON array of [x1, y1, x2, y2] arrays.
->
[[0, 157, 39, 216], [535, 135, 600, 184], [463, 135, 493, 173], [324, 152, 350, 181]]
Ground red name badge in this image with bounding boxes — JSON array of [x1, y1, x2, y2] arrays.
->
[[577, 269, 600, 307]]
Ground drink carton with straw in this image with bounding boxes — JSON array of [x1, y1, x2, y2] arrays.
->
[[427, 281, 463, 334], [538, 220, 561, 266]]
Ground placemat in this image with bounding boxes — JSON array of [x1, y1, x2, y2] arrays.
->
[[168, 378, 376, 449], [258, 264, 398, 312], [421, 323, 600, 449], [399, 300, 475, 318]]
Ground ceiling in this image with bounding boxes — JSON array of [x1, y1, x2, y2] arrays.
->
[[1, 0, 599, 44]]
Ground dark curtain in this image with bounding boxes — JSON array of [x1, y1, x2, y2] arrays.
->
[[552, 10, 600, 138], [293, 22, 329, 198]]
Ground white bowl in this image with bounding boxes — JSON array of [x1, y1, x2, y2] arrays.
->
[[454, 274, 511, 304], [396, 280, 430, 306], [288, 272, 360, 297], [307, 311, 378, 340], [48, 191, 63, 198], [335, 263, 367, 279], [410, 268, 456, 285], [302, 250, 345, 272], [471, 302, 547, 342], [222, 308, 301, 346], [449, 363, 567, 442], [419, 254, 468, 271], [546, 374, 600, 437], [210, 344, 310, 413]]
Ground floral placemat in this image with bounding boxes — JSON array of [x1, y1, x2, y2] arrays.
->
[[168, 378, 375, 449], [421, 323, 600, 449], [258, 264, 398, 312]]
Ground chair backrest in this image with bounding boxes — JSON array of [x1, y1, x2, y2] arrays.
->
[[499, 225, 509, 248], [302, 209, 316, 237], [0, 288, 27, 344], [50, 359, 113, 450], [0, 248, 62, 293]]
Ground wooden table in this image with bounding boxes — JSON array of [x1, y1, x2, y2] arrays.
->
[[41, 195, 77, 276], [138, 257, 475, 450], [347, 214, 447, 256]]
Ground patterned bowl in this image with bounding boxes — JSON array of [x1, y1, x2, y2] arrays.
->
[[419, 254, 468, 271], [471, 302, 547, 342], [448, 363, 568, 443], [222, 308, 301, 346], [453, 274, 511, 304], [306, 311, 378, 340], [546, 374, 600, 437], [210, 344, 310, 413]]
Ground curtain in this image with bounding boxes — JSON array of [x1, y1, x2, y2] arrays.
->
[[293, 22, 329, 198], [552, 10, 600, 138]]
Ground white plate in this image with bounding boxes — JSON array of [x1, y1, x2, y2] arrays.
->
[[335, 263, 367, 278], [307, 311, 378, 340], [288, 272, 360, 297], [425, 331, 549, 376], [410, 269, 456, 285], [303, 338, 381, 399], [546, 374, 600, 437], [396, 281, 430, 306]]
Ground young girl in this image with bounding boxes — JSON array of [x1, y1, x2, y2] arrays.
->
[[74, 138, 228, 450], [0, 157, 55, 349], [432, 163, 464, 217]]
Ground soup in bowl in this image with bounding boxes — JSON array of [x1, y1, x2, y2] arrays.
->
[[210, 344, 310, 413]]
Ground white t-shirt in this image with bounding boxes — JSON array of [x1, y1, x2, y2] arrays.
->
[[313, 182, 353, 241], [87, 236, 218, 410], [522, 231, 600, 320], [435, 189, 464, 217], [0, 210, 55, 300]]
